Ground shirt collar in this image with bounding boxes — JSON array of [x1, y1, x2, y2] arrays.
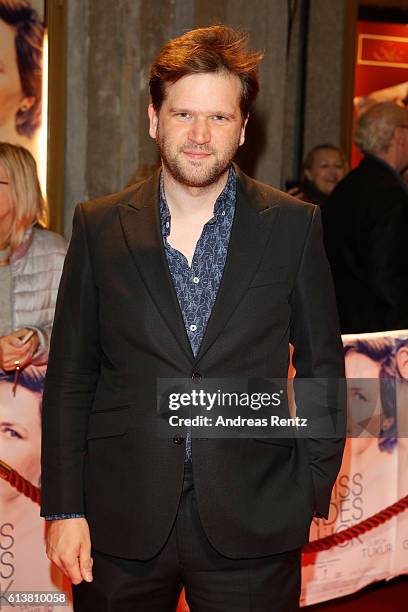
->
[[159, 166, 236, 237]]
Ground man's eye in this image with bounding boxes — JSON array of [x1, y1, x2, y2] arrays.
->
[[1, 426, 23, 439], [177, 113, 191, 120], [212, 115, 227, 122]]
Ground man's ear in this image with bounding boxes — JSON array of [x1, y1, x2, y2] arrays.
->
[[148, 104, 159, 139], [397, 346, 408, 380], [239, 114, 249, 147]]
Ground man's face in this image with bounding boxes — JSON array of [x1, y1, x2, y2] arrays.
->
[[148, 71, 247, 188]]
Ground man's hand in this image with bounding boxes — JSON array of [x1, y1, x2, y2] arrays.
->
[[0, 328, 39, 370], [46, 518, 93, 585]]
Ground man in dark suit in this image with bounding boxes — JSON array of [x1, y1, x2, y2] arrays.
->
[[323, 102, 408, 334], [41, 25, 345, 611]]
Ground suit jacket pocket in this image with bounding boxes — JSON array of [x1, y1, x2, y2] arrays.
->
[[87, 405, 131, 440]]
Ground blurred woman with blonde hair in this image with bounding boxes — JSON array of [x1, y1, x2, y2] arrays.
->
[[0, 142, 66, 371], [288, 144, 348, 209]]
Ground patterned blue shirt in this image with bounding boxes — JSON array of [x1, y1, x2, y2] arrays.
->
[[160, 167, 236, 356], [161, 167, 236, 460], [46, 167, 236, 518]]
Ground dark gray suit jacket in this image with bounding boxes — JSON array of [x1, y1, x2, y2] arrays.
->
[[41, 166, 345, 560]]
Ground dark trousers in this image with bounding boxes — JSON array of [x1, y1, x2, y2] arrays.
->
[[73, 464, 301, 611]]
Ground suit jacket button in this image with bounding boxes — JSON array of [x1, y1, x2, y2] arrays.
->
[[191, 372, 202, 380], [173, 435, 184, 445]]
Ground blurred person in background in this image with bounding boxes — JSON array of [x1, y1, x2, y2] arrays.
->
[[323, 102, 408, 334], [288, 144, 348, 209], [0, 142, 66, 372], [0, 1, 44, 157]]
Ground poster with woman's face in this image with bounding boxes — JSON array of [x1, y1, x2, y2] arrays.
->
[[302, 331, 408, 608], [0, 0, 45, 167], [0, 373, 42, 506], [0, 366, 73, 610]]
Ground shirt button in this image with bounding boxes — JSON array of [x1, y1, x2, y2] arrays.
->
[[193, 277, 199, 284], [165, 221, 170, 229], [222, 211, 226, 216], [190, 324, 197, 332], [191, 372, 202, 380]]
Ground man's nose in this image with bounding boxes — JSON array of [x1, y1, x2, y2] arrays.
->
[[189, 118, 211, 144]]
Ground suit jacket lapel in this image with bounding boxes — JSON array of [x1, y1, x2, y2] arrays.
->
[[117, 167, 282, 367], [195, 168, 281, 364], [118, 172, 194, 362]]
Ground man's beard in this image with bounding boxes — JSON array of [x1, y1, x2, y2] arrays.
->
[[156, 128, 241, 188]]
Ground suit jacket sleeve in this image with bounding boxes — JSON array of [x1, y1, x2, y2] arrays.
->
[[40, 204, 101, 516], [289, 205, 346, 518]]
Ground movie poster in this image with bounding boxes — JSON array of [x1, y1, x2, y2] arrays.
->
[[0, 365, 73, 610], [3, 337, 406, 610], [301, 330, 408, 606], [0, 0, 45, 170]]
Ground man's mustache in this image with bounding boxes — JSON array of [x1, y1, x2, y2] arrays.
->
[[179, 143, 214, 154]]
